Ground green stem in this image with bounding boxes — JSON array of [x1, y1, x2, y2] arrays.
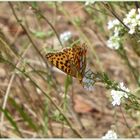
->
[[118, 46, 140, 86]]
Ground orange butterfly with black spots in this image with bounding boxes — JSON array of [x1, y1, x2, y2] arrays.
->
[[46, 43, 87, 83]]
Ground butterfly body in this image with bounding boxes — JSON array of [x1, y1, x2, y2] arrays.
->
[[46, 43, 87, 83]]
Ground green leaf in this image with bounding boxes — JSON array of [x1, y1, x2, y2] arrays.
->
[[32, 31, 47, 39], [74, 17, 82, 26], [31, 2, 38, 9], [46, 30, 54, 38]]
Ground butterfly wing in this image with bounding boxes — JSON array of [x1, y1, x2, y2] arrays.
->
[[46, 50, 76, 76], [46, 43, 87, 82], [70, 44, 87, 81]]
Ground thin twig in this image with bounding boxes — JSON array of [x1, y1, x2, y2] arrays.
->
[[27, 2, 64, 48], [120, 106, 134, 137], [135, 2, 140, 9], [118, 46, 139, 86], [0, 75, 15, 130], [8, 2, 47, 65], [0, 44, 31, 134]]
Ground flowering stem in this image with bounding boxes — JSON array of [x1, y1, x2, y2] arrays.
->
[[102, 2, 129, 30], [103, 2, 140, 44]]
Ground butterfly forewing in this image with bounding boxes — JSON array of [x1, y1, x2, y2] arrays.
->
[[46, 43, 87, 82], [46, 51, 72, 75]]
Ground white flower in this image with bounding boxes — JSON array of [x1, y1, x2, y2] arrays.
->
[[107, 36, 121, 50], [123, 9, 140, 34], [85, 0, 95, 5], [102, 130, 118, 139], [82, 70, 94, 91], [111, 82, 129, 106], [36, 88, 42, 94], [108, 20, 115, 30], [131, 18, 138, 27], [60, 31, 72, 43], [119, 82, 130, 92], [123, 17, 131, 25], [129, 27, 135, 34], [127, 9, 136, 18], [113, 19, 120, 25], [107, 19, 120, 30], [114, 27, 120, 37]]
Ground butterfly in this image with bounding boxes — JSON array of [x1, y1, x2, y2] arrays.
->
[[46, 43, 87, 83]]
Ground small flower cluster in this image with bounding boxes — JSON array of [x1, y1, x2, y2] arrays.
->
[[60, 31, 72, 43], [111, 82, 129, 106], [107, 19, 123, 50], [107, 35, 121, 50], [123, 9, 140, 34], [102, 130, 118, 139], [107, 8, 140, 49], [108, 19, 120, 30], [82, 70, 95, 91]]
